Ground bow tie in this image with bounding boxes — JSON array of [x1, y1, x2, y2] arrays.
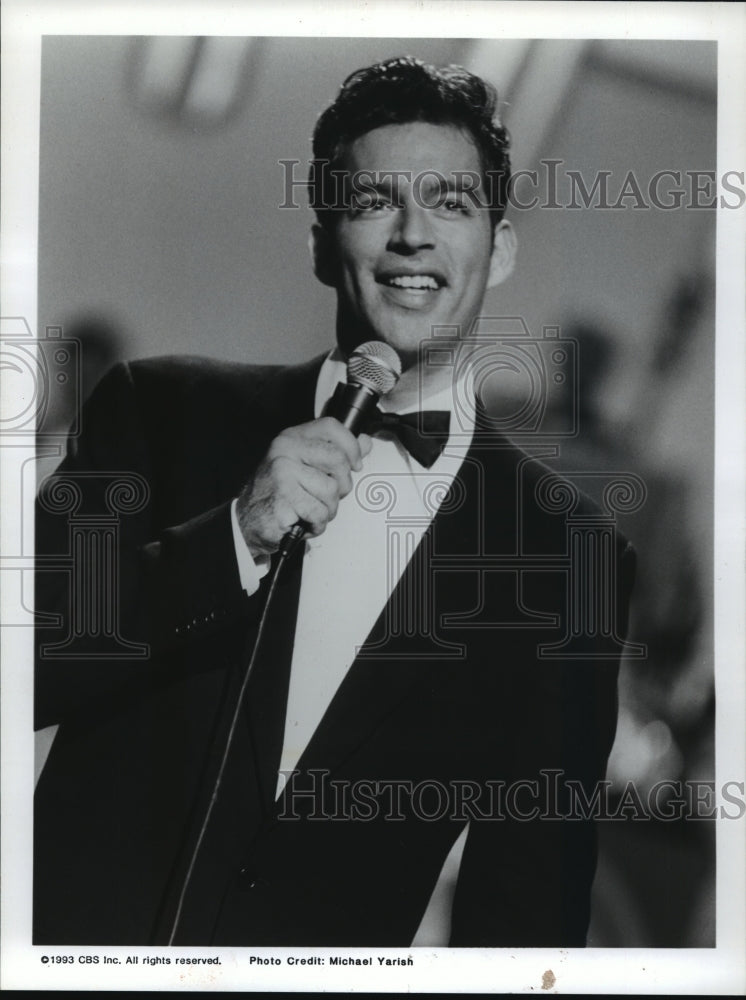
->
[[363, 407, 451, 468]]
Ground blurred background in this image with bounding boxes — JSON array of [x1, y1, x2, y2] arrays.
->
[[37, 35, 716, 947]]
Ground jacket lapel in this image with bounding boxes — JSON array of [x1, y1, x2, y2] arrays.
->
[[284, 436, 511, 785], [227, 355, 324, 811], [243, 544, 305, 813], [233, 368, 532, 801]]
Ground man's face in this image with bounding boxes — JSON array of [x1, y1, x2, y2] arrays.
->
[[311, 121, 516, 371]]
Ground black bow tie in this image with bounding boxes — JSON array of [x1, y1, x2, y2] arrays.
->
[[364, 407, 451, 468]]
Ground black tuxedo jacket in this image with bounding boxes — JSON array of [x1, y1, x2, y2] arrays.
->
[[34, 354, 635, 947]]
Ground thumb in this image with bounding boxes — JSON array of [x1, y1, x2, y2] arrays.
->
[[358, 433, 373, 458]]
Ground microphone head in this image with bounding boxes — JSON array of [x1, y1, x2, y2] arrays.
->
[[347, 341, 401, 397]]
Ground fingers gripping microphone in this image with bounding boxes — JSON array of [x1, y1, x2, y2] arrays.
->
[[279, 341, 401, 557]]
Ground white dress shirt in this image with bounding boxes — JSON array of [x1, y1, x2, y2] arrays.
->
[[230, 350, 476, 943]]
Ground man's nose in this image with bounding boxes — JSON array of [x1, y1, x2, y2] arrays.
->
[[387, 200, 435, 253]]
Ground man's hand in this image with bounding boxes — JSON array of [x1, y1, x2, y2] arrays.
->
[[237, 417, 372, 559]]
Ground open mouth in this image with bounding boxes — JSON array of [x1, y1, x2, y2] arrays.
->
[[376, 272, 446, 292]]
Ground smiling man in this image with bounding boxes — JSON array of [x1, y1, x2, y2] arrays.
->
[[34, 56, 634, 948], [312, 121, 516, 378]]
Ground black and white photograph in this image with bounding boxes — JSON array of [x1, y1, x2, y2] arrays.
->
[[1, 1, 744, 993]]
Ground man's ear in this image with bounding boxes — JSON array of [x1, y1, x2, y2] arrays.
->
[[309, 223, 338, 288], [487, 219, 517, 289]]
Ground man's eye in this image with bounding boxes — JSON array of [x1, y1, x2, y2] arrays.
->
[[442, 198, 470, 213], [353, 196, 395, 213]]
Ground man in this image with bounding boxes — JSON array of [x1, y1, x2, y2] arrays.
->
[[34, 56, 635, 947]]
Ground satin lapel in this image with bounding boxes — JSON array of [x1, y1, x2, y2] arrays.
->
[[244, 544, 305, 814], [290, 436, 521, 782], [228, 354, 324, 811]]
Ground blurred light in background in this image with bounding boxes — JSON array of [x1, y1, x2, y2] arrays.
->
[[469, 38, 589, 169], [130, 37, 259, 128]]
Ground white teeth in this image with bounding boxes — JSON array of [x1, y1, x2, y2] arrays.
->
[[386, 275, 439, 290]]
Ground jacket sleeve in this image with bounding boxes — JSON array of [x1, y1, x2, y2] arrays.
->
[[34, 361, 265, 730], [449, 540, 636, 947]]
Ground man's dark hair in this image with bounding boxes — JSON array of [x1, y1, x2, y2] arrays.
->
[[309, 55, 511, 230]]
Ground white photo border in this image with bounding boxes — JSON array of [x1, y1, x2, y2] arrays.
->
[[1, 0, 744, 993]]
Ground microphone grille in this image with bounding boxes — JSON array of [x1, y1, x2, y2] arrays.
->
[[347, 341, 401, 396]]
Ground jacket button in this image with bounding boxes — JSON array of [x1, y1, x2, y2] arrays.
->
[[237, 867, 258, 891]]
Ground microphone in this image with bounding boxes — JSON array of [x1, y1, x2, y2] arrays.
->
[[279, 341, 401, 557], [323, 340, 402, 430]]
